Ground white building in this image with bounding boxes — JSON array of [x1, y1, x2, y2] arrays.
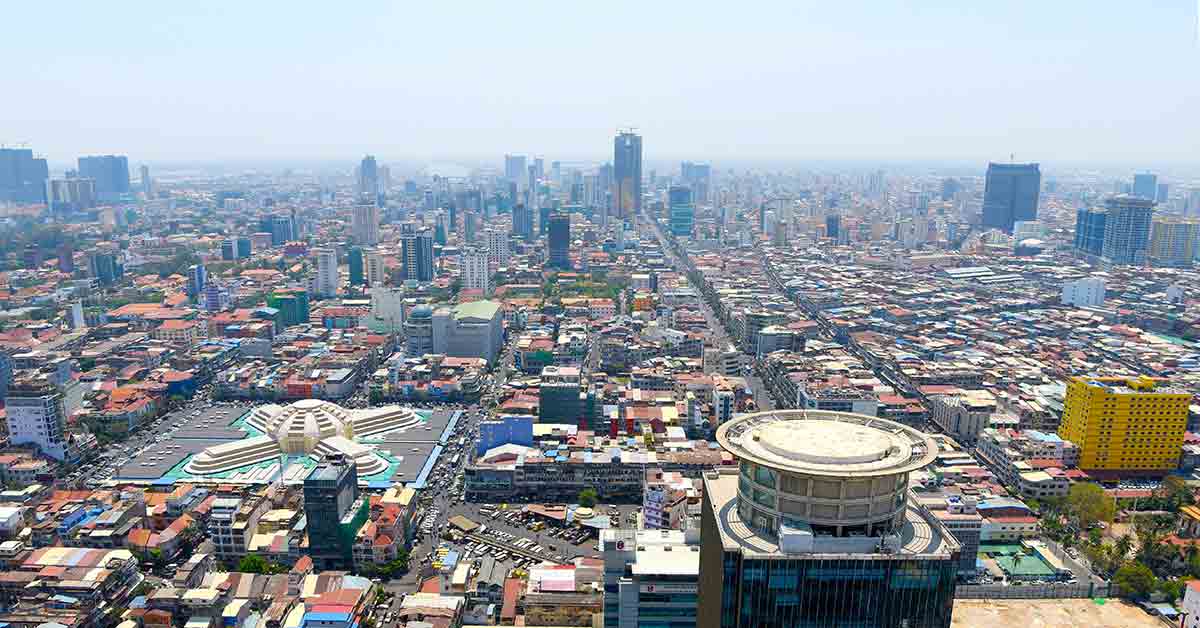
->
[[5, 377, 69, 461], [1060, 276, 1105, 307], [601, 528, 699, 628], [352, 204, 380, 246], [365, 249, 386, 287], [70, 301, 85, 329], [368, 287, 405, 333], [461, 248, 490, 295], [313, 247, 338, 298], [486, 229, 510, 269], [1182, 580, 1200, 628]]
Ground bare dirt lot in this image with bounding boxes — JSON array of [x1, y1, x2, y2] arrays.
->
[[952, 599, 1165, 627]]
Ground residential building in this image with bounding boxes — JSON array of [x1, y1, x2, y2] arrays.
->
[[486, 229, 510, 269], [1073, 207, 1107, 257], [1149, 217, 1200, 267], [1060, 276, 1106, 307], [1058, 376, 1191, 471], [1100, 195, 1155, 266], [365, 249, 386, 287], [982, 162, 1040, 233], [461, 247, 490, 295], [46, 176, 96, 213], [512, 204, 534, 239], [0, 147, 49, 203], [548, 212, 571, 269], [5, 376, 69, 461], [401, 229, 434, 282], [314, 248, 338, 298], [77, 154, 130, 201], [352, 204, 380, 246], [187, 264, 207, 302]]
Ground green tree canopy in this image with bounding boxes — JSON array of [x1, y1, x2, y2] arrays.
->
[[1113, 562, 1157, 599], [578, 488, 598, 508], [1067, 483, 1114, 530]]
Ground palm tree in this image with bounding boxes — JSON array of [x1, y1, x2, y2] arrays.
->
[[1115, 534, 1134, 561]]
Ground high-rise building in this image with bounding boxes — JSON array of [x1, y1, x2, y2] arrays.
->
[[825, 214, 841, 240], [57, 243, 74, 273], [681, 161, 712, 204], [485, 229, 510, 269], [204, 280, 228, 313], [303, 454, 367, 569], [463, 210, 478, 243], [461, 247, 491, 295], [1073, 207, 1108, 257], [504, 154, 528, 188], [187, 264, 207, 301], [668, 185, 694, 237], [88, 251, 123, 286], [0, 148, 49, 203], [1100, 195, 1155, 266], [981, 162, 1040, 233], [368, 287, 404, 333], [139, 164, 152, 196], [614, 131, 643, 222], [548, 212, 571, 269], [697, 411, 958, 628], [77, 155, 130, 201], [262, 214, 295, 245], [365, 249, 386, 287], [512, 204, 534, 240], [313, 247, 339, 298], [400, 229, 434, 282], [1059, 376, 1190, 471], [46, 177, 96, 213], [267, 289, 310, 327], [358, 155, 379, 202], [1132, 173, 1157, 200], [5, 376, 70, 461], [602, 528, 700, 628], [348, 247, 365, 286], [352, 204, 380, 246], [69, 301, 86, 330], [1148, 217, 1200, 267], [1157, 182, 1170, 204], [221, 238, 238, 261], [236, 237, 251, 259]]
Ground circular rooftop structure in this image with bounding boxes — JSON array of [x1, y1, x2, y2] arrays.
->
[[264, 399, 354, 454], [716, 410, 938, 537], [717, 410, 936, 478]]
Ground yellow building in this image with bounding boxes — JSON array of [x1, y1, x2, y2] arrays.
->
[[1058, 376, 1191, 471]]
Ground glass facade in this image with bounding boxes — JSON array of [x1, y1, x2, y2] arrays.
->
[[718, 553, 956, 628]]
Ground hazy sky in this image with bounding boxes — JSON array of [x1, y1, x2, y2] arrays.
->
[[4, 1, 1198, 166]]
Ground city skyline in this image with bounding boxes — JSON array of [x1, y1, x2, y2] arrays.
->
[[4, 1, 1198, 164]]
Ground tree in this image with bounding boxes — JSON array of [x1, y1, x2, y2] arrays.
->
[[1067, 483, 1114, 530], [578, 488, 598, 508], [1113, 562, 1157, 599], [1160, 476, 1195, 510], [1158, 578, 1186, 603], [237, 554, 270, 574]]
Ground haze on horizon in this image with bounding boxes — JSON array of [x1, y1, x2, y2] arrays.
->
[[3, 0, 1198, 167]]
